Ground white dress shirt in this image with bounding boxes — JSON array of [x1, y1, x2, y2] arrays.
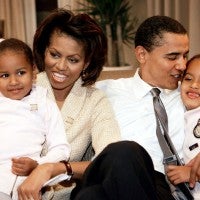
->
[[183, 107, 200, 199], [0, 85, 70, 198], [96, 69, 185, 174]]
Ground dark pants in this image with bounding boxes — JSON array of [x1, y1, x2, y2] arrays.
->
[[71, 141, 174, 200]]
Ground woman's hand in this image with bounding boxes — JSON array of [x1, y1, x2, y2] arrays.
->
[[17, 163, 54, 200], [186, 153, 200, 188], [17, 161, 90, 199]]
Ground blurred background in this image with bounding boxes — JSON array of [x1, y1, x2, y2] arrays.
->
[[0, 0, 199, 70]]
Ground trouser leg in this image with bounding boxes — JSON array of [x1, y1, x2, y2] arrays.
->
[[72, 141, 159, 200], [155, 171, 175, 200]]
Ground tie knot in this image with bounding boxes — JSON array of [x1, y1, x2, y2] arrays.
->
[[150, 88, 161, 97]]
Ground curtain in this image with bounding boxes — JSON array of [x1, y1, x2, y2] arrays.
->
[[0, 0, 36, 47], [146, 0, 200, 58], [188, 0, 200, 58]]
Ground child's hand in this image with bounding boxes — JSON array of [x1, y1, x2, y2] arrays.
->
[[186, 153, 200, 188], [166, 165, 191, 185], [12, 157, 38, 176]]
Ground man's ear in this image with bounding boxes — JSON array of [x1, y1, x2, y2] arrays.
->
[[134, 46, 147, 64]]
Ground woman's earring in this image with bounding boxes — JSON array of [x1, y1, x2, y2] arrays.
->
[[82, 69, 86, 78]]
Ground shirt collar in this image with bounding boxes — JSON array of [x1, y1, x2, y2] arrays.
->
[[132, 68, 179, 99], [132, 69, 152, 99]]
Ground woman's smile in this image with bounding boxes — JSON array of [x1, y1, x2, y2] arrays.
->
[[52, 72, 68, 83]]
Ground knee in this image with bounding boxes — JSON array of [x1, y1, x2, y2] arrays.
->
[[105, 141, 149, 160], [104, 141, 154, 172]]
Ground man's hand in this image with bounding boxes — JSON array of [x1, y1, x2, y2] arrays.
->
[[12, 157, 38, 176], [186, 153, 200, 188], [166, 165, 191, 185]]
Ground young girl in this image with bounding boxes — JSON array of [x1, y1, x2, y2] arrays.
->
[[167, 54, 200, 199], [0, 38, 70, 200]]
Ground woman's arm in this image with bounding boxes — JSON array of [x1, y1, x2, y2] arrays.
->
[[18, 162, 63, 200], [17, 161, 90, 200], [90, 91, 121, 156], [70, 161, 90, 180]]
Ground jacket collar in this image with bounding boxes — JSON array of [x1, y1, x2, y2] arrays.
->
[[37, 72, 87, 123]]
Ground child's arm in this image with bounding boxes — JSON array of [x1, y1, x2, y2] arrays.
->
[[166, 165, 191, 185], [36, 99, 70, 164], [12, 157, 38, 176]]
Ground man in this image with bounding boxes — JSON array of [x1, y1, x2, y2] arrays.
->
[[96, 15, 189, 199]]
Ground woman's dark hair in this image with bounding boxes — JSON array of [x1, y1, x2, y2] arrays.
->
[[135, 15, 187, 52], [186, 54, 200, 68], [33, 9, 107, 86], [182, 54, 200, 77], [0, 38, 34, 66]]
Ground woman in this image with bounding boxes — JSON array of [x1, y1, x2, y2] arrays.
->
[[17, 8, 121, 200]]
